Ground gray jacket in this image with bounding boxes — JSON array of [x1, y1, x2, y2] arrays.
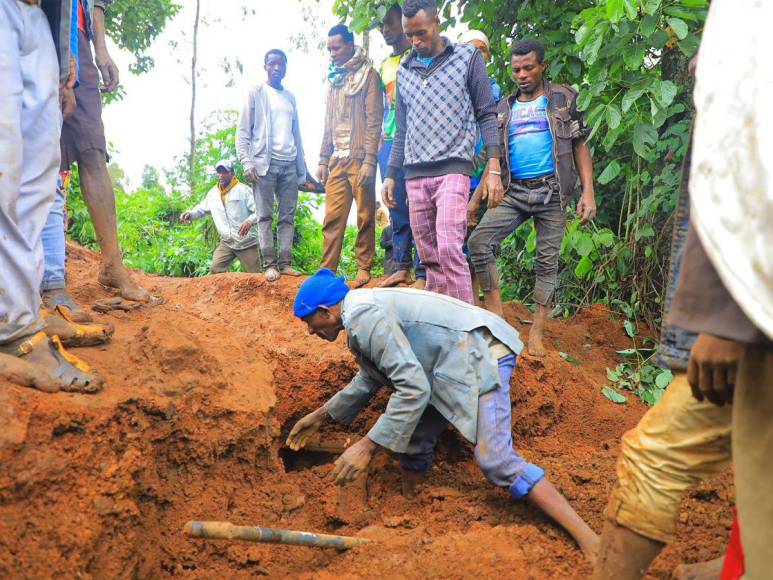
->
[[236, 82, 306, 180], [324, 288, 524, 453]]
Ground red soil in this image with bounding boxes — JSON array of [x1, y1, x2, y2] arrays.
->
[[0, 243, 733, 578]]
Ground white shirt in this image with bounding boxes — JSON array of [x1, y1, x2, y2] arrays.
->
[[265, 84, 297, 161], [690, 0, 773, 339]]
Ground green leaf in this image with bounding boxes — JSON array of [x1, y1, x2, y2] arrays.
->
[[657, 80, 678, 107], [667, 17, 689, 40], [635, 224, 656, 240], [575, 255, 593, 278], [598, 160, 622, 184], [606, 0, 624, 23], [622, 0, 638, 19], [577, 89, 593, 111], [605, 104, 622, 129], [633, 124, 658, 158], [616, 348, 637, 356], [602, 386, 628, 404], [640, 14, 658, 37], [624, 319, 636, 338], [559, 352, 582, 365], [655, 369, 675, 389], [595, 230, 616, 247], [622, 87, 646, 112], [623, 46, 645, 70], [606, 367, 621, 381]]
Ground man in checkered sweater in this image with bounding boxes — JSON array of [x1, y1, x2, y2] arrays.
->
[[381, 0, 503, 306]]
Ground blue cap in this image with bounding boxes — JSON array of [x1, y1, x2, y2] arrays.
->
[[293, 269, 350, 318]]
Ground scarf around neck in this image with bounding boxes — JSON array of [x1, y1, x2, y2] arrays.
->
[[327, 46, 371, 95]]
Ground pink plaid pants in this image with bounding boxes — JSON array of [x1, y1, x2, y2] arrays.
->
[[406, 174, 474, 304]]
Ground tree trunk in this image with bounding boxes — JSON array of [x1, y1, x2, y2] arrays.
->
[[188, 0, 201, 195]]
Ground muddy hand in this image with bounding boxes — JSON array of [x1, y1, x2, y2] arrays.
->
[[286, 407, 327, 451], [332, 437, 376, 486]]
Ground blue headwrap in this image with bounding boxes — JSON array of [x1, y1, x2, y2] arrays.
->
[[293, 269, 350, 318]]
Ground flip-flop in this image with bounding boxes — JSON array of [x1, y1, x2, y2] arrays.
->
[[9, 332, 104, 393], [41, 290, 93, 323], [42, 306, 113, 347], [92, 297, 142, 313]]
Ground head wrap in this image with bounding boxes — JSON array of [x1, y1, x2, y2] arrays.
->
[[459, 30, 491, 52], [293, 269, 350, 318]]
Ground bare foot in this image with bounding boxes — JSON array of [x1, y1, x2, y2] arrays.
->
[[0, 332, 104, 393], [41, 289, 93, 323], [378, 270, 412, 288], [42, 307, 113, 347], [265, 267, 280, 282], [527, 331, 547, 357], [279, 266, 302, 277], [411, 278, 426, 290], [400, 468, 426, 497], [353, 269, 371, 288], [672, 558, 724, 580], [98, 263, 163, 304], [0, 352, 60, 392]]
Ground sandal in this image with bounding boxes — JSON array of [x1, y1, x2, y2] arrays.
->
[[4, 332, 104, 393], [41, 289, 93, 323], [42, 306, 113, 347]]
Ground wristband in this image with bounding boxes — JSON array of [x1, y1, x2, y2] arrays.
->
[[489, 170, 502, 176]]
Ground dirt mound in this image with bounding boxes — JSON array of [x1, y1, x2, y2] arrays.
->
[[0, 244, 733, 578]]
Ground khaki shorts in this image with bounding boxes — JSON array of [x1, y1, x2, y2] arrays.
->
[[604, 372, 732, 543]]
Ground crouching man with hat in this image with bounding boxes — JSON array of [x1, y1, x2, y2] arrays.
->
[[286, 269, 599, 561], [180, 160, 261, 274]]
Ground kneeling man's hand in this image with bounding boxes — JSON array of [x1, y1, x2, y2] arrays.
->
[[332, 436, 377, 485], [286, 407, 327, 451]]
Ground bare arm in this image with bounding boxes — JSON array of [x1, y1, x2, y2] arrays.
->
[[573, 139, 596, 223], [91, 6, 120, 92]]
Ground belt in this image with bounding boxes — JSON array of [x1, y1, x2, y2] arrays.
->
[[511, 174, 557, 204], [512, 174, 556, 188]]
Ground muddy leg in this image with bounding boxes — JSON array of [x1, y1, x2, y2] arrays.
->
[[592, 521, 664, 579], [527, 479, 600, 563], [77, 149, 159, 303], [481, 289, 504, 317], [528, 304, 549, 357]]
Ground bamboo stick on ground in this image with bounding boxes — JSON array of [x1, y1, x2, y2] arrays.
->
[[183, 521, 369, 550]]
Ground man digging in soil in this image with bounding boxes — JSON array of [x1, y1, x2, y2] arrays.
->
[[286, 270, 599, 562]]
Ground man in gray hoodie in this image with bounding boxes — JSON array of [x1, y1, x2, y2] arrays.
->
[[236, 49, 307, 282]]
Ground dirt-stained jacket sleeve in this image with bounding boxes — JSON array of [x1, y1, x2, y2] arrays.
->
[[331, 305, 431, 453]]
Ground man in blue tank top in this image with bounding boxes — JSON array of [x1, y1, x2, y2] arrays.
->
[[468, 39, 597, 357]]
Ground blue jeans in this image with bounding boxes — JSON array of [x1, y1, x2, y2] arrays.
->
[[41, 178, 66, 291], [377, 141, 425, 279], [398, 354, 545, 499]]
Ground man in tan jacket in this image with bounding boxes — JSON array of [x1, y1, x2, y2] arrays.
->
[[316, 24, 383, 288]]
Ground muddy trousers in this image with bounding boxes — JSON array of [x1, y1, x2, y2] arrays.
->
[[468, 178, 566, 306], [209, 242, 261, 274], [41, 179, 66, 291], [398, 355, 545, 499], [606, 351, 773, 578], [0, 1, 60, 344], [320, 157, 375, 274]]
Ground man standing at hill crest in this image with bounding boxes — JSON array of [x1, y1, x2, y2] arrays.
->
[[317, 25, 383, 288], [382, 0, 503, 305], [237, 48, 307, 282], [468, 39, 596, 356]]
